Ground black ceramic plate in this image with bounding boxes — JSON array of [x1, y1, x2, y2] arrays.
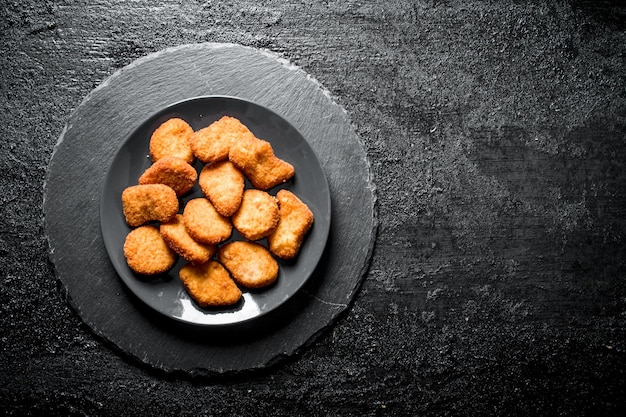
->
[[100, 96, 331, 326]]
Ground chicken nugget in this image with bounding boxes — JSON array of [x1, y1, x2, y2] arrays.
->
[[160, 214, 216, 264], [179, 261, 242, 307], [228, 134, 295, 190], [218, 241, 278, 288], [182, 198, 232, 245], [124, 225, 177, 275], [199, 161, 245, 217], [149, 118, 195, 164], [121, 184, 178, 227], [231, 189, 280, 241], [268, 190, 314, 259], [191, 116, 254, 164], [138, 156, 198, 196]]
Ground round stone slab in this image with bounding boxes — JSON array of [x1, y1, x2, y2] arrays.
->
[[43, 43, 377, 375]]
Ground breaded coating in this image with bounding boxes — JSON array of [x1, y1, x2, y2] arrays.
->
[[268, 190, 315, 259], [123, 225, 177, 275], [228, 134, 295, 190], [160, 214, 216, 264], [138, 156, 198, 196], [191, 116, 254, 164], [182, 198, 232, 245], [218, 241, 278, 289], [121, 184, 178, 227], [199, 161, 245, 217], [149, 118, 195, 164], [179, 261, 242, 307], [231, 189, 280, 241]]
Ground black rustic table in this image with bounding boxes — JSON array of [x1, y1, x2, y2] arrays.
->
[[2, 1, 625, 415]]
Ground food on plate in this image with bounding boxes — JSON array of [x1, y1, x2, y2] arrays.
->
[[218, 241, 278, 288], [198, 160, 245, 217], [182, 198, 232, 245], [149, 117, 195, 164], [231, 189, 280, 241], [123, 225, 177, 275], [228, 134, 295, 190], [117, 110, 323, 311], [121, 184, 178, 227], [268, 190, 315, 259], [191, 115, 254, 164], [160, 214, 216, 264], [179, 261, 242, 307], [138, 156, 197, 196]]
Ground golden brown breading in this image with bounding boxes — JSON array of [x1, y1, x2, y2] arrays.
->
[[179, 261, 242, 307], [191, 116, 254, 164], [182, 198, 232, 245], [160, 214, 216, 264], [228, 134, 295, 190], [268, 190, 314, 259], [121, 184, 178, 227], [198, 161, 245, 217], [138, 156, 198, 196], [123, 225, 177, 275], [149, 118, 195, 164], [218, 241, 278, 288], [231, 189, 280, 241]]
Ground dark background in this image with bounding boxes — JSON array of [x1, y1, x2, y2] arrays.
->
[[2, 0, 625, 415]]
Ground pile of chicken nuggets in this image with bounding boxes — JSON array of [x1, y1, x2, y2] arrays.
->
[[121, 116, 314, 308]]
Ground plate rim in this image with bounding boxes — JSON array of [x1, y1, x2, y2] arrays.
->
[[99, 94, 331, 327]]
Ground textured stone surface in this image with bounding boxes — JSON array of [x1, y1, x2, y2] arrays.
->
[[43, 43, 376, 375], [2, 0, 626, 415]]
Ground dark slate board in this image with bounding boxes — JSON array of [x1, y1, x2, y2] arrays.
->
[[43, 43, 377, 375]]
